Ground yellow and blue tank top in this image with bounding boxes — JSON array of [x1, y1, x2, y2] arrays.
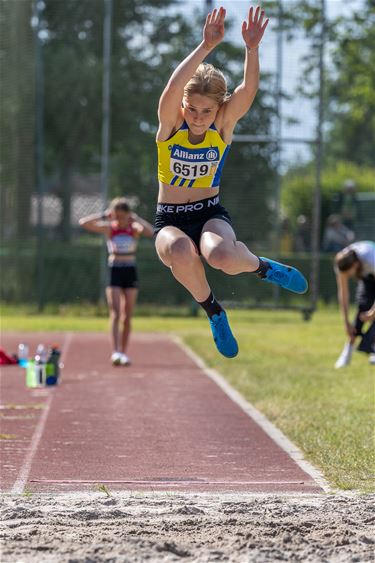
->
[[157, 121, 230, 188]]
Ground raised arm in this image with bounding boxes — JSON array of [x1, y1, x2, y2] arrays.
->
[[221, 6, 269, 135], [79, 212, 111, 235], [157, 7, 226, 140], [130, 213, 154, 238]]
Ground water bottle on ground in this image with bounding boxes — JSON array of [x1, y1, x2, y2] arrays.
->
[[26, 361, 37, 387], [46, 344, 61, 385], [35, 344, 47, 364], [17, 344, 29, 367], [34, 344, 47, 385]]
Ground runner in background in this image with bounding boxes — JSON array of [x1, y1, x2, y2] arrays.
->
[[79, 198, 153, 366], [334, 241, 375, 368], [154, 5, 307, 359]]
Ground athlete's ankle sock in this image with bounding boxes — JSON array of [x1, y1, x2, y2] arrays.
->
[[253, 257, 269, 278], [198, 292, 223, 318]]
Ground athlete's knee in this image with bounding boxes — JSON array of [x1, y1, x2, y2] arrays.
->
[[110, 308, 120, 322], [161, 237, 195, 266], [204, 243, 234, 271]]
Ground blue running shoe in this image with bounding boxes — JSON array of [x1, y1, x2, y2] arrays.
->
[[259, 257, 308, 294], [209, 311, 239, 358]]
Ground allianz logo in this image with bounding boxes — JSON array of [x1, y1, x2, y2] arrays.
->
[[206, 149, 218, 161]]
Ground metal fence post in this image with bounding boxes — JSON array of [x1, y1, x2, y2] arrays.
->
[[272, 0, 284, 305], [33, 0, 45, 312], [100, 0, 113, 301], [310, 0, 326, 312]]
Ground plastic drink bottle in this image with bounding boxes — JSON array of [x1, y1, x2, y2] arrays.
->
[[46, 345, 61, 385], [34, 344, 47, 385], [35, 344, 47, 363], [17, 344, 29, 367]]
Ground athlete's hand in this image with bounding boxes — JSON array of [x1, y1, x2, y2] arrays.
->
[[345, 321, 357, 339], [203, 6, 226, 50], [242, 6, 269, 50], [359, 308, 375, 322]]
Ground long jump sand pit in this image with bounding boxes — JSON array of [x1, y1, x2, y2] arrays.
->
[[1, 491, 374, 562]]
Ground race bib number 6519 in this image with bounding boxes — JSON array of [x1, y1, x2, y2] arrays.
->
[[170, 145, 219, 180]]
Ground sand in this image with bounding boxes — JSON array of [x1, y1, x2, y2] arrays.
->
[[1, 491, 374, 562]]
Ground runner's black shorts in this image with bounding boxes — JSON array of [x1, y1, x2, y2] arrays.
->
[[108, 263, 139, 289], [153, 196, 233, 252], [354, 274, 375, 333]]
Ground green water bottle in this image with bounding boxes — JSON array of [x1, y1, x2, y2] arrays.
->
[[26, 360, 37, 388], [46, 345, 61, 385]]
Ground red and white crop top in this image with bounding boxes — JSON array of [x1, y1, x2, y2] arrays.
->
[[107, 224, 138, 256]]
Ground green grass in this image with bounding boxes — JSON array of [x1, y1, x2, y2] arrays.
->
[[183, 310, 375, 493], [1, 306, 374, 492]]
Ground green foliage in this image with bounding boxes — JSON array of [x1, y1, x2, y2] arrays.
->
[[326, 0, 375, 166], [282, 161, 375, 227], [183, 308, 374, 492], [0, 0, 35, 240], [280, 0, 375, 167]]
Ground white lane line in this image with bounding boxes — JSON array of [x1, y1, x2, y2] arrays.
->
[[11, 332, 73, 494], [11, 393, 54, 494], [173, 335, 331, 494], [30, 479, 308, 486]]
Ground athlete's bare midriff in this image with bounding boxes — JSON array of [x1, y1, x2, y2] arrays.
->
[[108, 253, 136, 264], [158, 182, 220, 204]]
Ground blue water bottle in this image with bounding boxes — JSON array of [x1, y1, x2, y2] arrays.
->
[[17, 343, 29, 367]]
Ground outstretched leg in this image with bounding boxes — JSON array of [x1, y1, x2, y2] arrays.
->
[[200, 219, 308, 294], [155, 226, 238, 358]]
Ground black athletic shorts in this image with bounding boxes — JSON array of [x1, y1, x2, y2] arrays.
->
[[153, 196, 233, 252], [108, 263, 139, 289]]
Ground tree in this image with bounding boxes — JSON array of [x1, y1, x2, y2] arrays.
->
[[279, 0, 375, 166], [279, 0, 374, 249], [0, 0, 35, 240], [326, 0, 375, 166]]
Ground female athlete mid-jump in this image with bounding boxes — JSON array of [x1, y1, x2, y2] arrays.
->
[[154, 5, 307, 358]]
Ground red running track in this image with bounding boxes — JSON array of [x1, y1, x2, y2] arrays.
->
[[0, 332, 323, 494]]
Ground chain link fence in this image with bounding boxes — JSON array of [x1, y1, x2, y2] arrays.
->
[[1, 0, 373, 313]]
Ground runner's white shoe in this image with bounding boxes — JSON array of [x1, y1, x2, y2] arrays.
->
[[111, 352, 122, 366], [369, 354, 375, 365], [120, 353, 131, 366], [334, 344, 353, 369]]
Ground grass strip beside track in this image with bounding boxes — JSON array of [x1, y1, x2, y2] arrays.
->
[[2, 308, 374, 492]]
